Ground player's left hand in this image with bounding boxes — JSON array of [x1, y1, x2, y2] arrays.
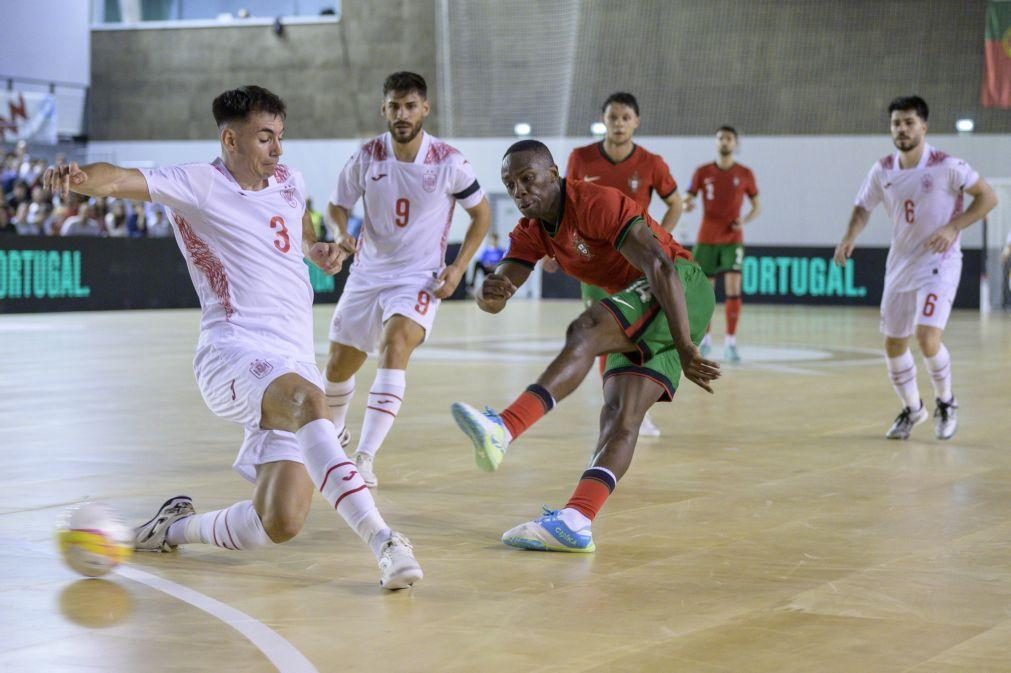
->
[[730, 218, 743, 231], [678, 345, 721, 394], [434, 263, 465, 299], [925, 223, 959, 254], [308, 242, 346, 275]]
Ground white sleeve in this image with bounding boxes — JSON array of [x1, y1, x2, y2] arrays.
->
[[139, 164, 212, 212], [449, 156, 484, 209], [854, 164, 883, 211], [948, 158, 980, 192], [329, 153, 363, 210]]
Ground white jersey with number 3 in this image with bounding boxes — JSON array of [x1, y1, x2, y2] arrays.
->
[[330, 131, 484, 278], [854, 143, 979, 292], [140, 159, 315, 361]]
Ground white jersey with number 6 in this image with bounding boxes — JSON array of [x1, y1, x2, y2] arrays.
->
[[854, 143, 979, 293], [329, 131, 484, 278], [140, 159, 314, 361]]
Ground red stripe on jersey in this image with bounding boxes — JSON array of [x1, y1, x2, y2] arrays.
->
[[362, 136, 387, 161], [424, 140, 459, 165], [174, 214, 234, 319], [274, 164, 291, 182]]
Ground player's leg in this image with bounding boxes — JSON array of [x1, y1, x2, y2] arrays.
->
[[324, 342, 367, 440], [881, 289, 927, 439], [693, 244, 718, 356], [261, 372, 422, 588], [323, 284, 382, 437], [501, 375, 662, 553], [913, 274, 959, 439], [722, 244, 744, 363]]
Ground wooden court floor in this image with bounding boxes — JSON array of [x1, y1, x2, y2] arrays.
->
[[1, 301, 1010, 673]]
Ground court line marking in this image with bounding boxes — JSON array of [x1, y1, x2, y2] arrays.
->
[[2, 537, 318, 673]]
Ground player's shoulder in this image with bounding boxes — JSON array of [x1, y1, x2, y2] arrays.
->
[[422, 134, 467, 167], [925, 148, 969, 169], [875, 153, 896, 171], [355, 133, 390, 163], [271, 163, 301, 184], [694, 161, 717, 175], [734, 162, 755, 175], [570, 179, 628, 211], [570, 142, 599, 160]]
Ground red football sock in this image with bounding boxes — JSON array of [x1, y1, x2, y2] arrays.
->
[[725, 295, 742, 336], [500, 384, 554, 440], [565, 467, 617, 521]]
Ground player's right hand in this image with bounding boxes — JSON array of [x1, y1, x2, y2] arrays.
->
[[678, 345, 721, 394], [335, 232, 357, 256], [833, 240, 854, 267], [43, 161, 88, 199], [683, 198, 696, 213]]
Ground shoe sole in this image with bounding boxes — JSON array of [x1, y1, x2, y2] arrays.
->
[[936, 422, 957, 441], [502, 536, 596, 553], [450, 403, 503, 472], [885, 411, 929, 440], [381, 567, 423, 590], [134, 495, 192, 552]]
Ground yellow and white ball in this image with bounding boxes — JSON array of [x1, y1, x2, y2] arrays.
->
[[56, 502, 133, 577]]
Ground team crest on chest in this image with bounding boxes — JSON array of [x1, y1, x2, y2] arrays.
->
[[281, 185, 299, 209], [628, 171, 640, 193], [733, 177, 740, 186], [572, 232, 593, 259], [423, 168, 438, 193], [920, 174, 934, 193]]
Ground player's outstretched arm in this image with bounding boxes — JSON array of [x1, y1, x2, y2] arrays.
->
[[925, 178, 998, 254], [435, 197, 491, 299], [476, 260, 531, 315], [43, 162, 150, 202], [302, 209, 346, 275], [834, 206, 871, 267], [618, 221, 720, 393]]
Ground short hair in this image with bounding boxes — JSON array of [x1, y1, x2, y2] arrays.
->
[[212, 86, 286, 127], [503, 139, 555, 164], [601, 92, 639, 116], [888, 95, 929, 121], [383, 71, 427, 99], [717, 125, 738, 138]]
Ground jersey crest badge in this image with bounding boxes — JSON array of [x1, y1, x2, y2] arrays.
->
[[249, 359, 275, 379], [733, 177, 740, 186], [281, 185, 299, 209], [423, 168, 438, 193], [571, 232, 593, 259], [628, 172, 640, 193], [920, 174, 934, 193]]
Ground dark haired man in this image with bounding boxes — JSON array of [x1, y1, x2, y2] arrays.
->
[[565, 91, 682, 438], [451, 140, 719, 553], [683, 126, 760, 364], [322, 72, 490, 489], [834, 95, 996, 441], [43, 85, 423, 589]]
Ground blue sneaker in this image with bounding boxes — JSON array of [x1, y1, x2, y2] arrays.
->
[[451, 402, 510, 472], [502, 508, 596, 553]]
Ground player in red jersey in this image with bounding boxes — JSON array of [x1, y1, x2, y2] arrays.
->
[[451, 140, 719, 553], [683, 126, 760, 363], [566, 91, 682, 438]]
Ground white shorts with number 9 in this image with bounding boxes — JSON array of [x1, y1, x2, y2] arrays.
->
[[879, 261, 961, 338], [328, 272, 442, 352]]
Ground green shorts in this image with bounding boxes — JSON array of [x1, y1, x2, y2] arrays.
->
[[597, 259, 715, 401], [581, 282, 609, 307], [692, 243, 744, 277]]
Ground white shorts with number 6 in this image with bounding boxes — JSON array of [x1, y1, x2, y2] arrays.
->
[[879, 261, 961, 338], [329, 272, 442, 352]]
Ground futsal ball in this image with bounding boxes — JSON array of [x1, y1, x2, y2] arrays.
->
[[56, 502, 133, 578]]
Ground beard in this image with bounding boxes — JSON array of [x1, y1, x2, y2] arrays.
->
[[893, 135, 921, 152], [718, 146, 733, 156], [389, 119, 423, 144]]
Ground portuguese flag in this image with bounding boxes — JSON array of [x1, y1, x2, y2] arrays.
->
[[982, 0, 1011, 107]]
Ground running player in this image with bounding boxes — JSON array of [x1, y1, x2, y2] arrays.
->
[[834, 95, 997, 440], [43, 86, 423, 589], [566, 91, 682, 437], [323, 72, 490, 489], [451, 140, 719, 552], [683, 126, 760, 363]]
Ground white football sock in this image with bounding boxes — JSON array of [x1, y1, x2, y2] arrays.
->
[[724, 334, 737, 347], [558, 507, 591, 530], [924, 344, 953, 403], [166, 500, 273, 550], [324, 375, 355, 432], [700, 333, 712, 348], [886, 350, 921, 410], [356, 369, 406, 458], [296, 419, 389, 559]]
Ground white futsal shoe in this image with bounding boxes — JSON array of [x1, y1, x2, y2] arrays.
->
[[934, 397, 958, 440], [885, 401, 928, 440], [353, 451, 378, 489], [638, 412, 661, 438], [378, 532, 423, 589], [134, 495, 195, 552]]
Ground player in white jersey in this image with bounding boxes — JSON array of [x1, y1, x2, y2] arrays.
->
[[43, 86, 423, 590], [834, 96, 997, 441], [323, 72, 490, 488]]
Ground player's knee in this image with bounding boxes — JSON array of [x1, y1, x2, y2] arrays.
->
[[324, 357, 344, 383], [260, 508, 307, 543], [564, 313, 599, 352], [291, 386, 329, 426], [600, 399, 642, 440]]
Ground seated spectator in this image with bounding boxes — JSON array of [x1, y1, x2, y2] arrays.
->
[[146, 206, 172, 238], [469, 232, 506, 291], [0, 154, 18, 193], [105, 199, 129, 237], [61, 203, 104, 237], [0, 206, 15, 235], [6, 180, 29, 210], [127, 200, 147, 237], [43, 206, 70, 236]]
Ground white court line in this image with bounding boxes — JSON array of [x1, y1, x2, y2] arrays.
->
[[117, 566, 319, 673]]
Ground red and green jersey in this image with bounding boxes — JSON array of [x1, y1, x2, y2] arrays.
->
[[565, 142, 678, 212], [687, 162, 758, 245], [503, 179, 692, 295], [982, 0, 1011, 108]]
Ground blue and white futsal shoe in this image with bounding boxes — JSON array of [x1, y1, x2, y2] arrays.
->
[[502, 508, 596, 553], [450, 402, 509, 472]]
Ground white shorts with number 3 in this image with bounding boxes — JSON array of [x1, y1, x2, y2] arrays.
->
[[879, 261, 961, 338], [329, 272, 441, 352]]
